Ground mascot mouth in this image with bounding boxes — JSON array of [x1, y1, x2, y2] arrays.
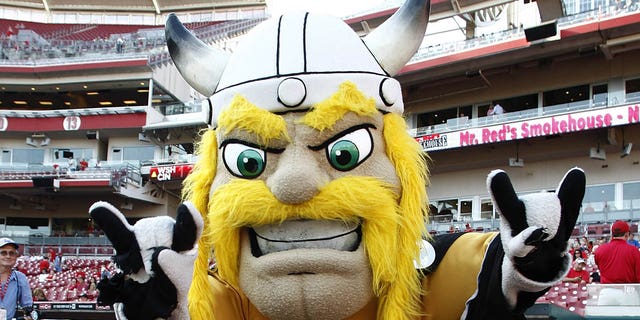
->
[[249, 219, 362, 258]]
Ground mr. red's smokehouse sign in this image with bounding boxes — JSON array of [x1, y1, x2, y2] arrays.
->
[[416, 104, 640, 152]]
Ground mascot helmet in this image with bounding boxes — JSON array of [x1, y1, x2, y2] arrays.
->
[[166, 0, 430, 125]]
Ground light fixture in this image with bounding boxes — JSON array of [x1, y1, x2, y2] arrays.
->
[[9, 200, 21, 210], [99, 101, 113, 106], [13, 100, 27, 105], [590, 144, 606, 160], [86, 91, 99, 95], [25, 137, 38, 147], [120, 201, 133, 210], [123, 100, 137, 105], [26, 133, 50, 147], [621, 127, 633, 158], [137, 89, 149, 93], [40, 137, 51, 146], [39, 101, 53, 105], [509, 142, 524, 167]]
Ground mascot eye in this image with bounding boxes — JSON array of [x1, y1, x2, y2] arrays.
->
[[222, 143, 266, 178], [326, 128, 373, 171]]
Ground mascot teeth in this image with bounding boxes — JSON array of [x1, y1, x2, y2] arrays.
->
[[250, 220, 361, 256]]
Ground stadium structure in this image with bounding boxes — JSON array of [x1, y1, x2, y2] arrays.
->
[[0, 0, 639, 318]]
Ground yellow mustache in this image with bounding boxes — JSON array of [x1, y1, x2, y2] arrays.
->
[[207, 176, 404, 294]]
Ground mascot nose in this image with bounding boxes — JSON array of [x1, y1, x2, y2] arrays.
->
[[266, 147, 327, 204]]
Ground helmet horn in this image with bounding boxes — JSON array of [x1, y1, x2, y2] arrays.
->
[[363, 0, 430, 76], [165, 13, 231, 96]]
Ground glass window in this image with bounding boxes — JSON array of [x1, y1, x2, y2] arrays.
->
[[493, 93, 538, 113], [623, 182, 640, 210], [12, 148, 44, 164], [436, 199, 458, 217], [592, 84, 608, 106], [480, 198, 494, 220], [6, 217, 49, 236], [583, 184, 615, 212], [625, 78, 640, 103], [543, 84, 590, 107], [459, 200, 472, 221], [123, 146, 155, 162], [53, 148, 93, 161]]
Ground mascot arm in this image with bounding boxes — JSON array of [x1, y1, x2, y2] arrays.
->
[[489, 168, 586, 311], [89, 201, 203, 320], [424, 168, 585, 319]]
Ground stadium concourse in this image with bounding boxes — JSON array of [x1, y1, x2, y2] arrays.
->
[[1, 0, 640, 319]]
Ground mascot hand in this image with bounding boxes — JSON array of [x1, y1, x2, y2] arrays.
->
[[488, 168, 585, 283], [90, 201, 203, 320]]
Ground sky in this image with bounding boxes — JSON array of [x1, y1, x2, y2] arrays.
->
[[264, 0, 400, 18]]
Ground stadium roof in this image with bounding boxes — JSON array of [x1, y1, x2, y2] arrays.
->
[[0, 0, 266, 13]]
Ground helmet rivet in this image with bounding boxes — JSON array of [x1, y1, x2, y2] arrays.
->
[[278, 77, 307, 108]]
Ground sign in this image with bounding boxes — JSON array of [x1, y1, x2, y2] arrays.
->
[[149, 164, 194, 181], [416, 104, 640, 151], [63, 116, 82, 131]]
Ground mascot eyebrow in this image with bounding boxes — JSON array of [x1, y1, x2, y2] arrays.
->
[[217, 95, 290, 146], [302, 81, 378, 131]]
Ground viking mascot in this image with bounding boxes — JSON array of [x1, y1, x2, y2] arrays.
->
[[89, 0, 587, 319]]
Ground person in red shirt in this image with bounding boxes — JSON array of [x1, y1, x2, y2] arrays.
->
[[594, 220, 640, 283], [38, 255, 50, 274], [563, 258, 591, 283]]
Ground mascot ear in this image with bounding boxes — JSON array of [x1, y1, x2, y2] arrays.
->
[[90, 201, 135, 252], [556, 168, 586, 241], [489, 170, 527, 236], [171, 202, 203, 252], [89, 201, 143, 274]]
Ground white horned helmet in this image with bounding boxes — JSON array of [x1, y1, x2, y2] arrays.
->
[[165, 0, 430, 126]]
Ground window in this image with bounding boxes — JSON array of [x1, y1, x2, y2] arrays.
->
[[493, 93, 538, 113], [53, 148, 93, 161], [123, 146, 155, 162], [583, 184, 615, 212], [459, 200, 472, 221], [435, 199, 458, 220], [543, 84, 590, 107], [12, 148, 44, 164], [480, 198, 494, 220], [625, 78, 640, 103], [592, 84, 608, 106], [623, 182, 640, 210]]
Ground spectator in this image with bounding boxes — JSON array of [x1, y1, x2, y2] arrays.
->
[[594, 220, 640, 283], [66, 278, 78, 290], [53, 252, 63, 272], [0, 238, 34, 319], [563, 258, 591, 283], [45, 268, 56, 282], [628, 233, 640, 248], [87, 276, 98, 291], [48, 248, 56, 264], [38, 254, 50, 274], [32, 288, 47, 302], [100, 266, 111, 280], [79, 159, 89, 171], [487, 103, 504, 116]]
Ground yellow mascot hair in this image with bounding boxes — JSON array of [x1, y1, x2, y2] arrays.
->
[[182, 128, 218, 320], [183, 83, 430, 320]]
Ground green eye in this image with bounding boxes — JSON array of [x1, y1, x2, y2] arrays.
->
[[236, 149, 264, 177], [223, 143, 266, 179], [329, 140, 359, 170], [326, 128, 373, 171]]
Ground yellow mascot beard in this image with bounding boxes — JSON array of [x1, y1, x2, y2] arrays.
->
[[184, 96, 429, 320]]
